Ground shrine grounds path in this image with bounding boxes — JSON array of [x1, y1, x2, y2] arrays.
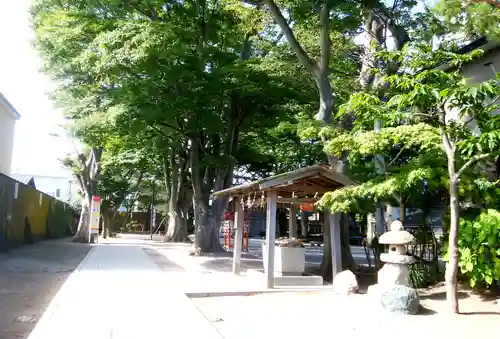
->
[[2, 235, 498, 339], [22, 237, 223, 339]]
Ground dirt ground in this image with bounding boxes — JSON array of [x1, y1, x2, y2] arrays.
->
[[192, 285, 500, 339], [0, 239, 90, 339]]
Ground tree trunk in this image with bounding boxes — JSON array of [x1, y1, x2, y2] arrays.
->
[[315, 75, 334, 125], [446, 172, 460, 313], [399, 200, 406, 223], [72, 147, 102, 242], [72, 197, 91, 242], [316, 75, 356, 274], [191, 94, 239, 254], [164, 145, 188, 242], [192, 196, 226, 254], [321, 212, 356, 281], [263, 0, 354, 275], [102, 212, 113, 239], [102, 212, 107, 239], [360, 9, 409, 236], [440, 115, 460, 314], [191, 137, 227, 254]]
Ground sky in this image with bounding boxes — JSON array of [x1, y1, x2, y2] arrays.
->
[[0, 0, 72, 177]]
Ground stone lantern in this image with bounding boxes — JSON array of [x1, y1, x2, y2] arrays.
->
[[367, 220, 420, 315], [377, 220, 415, 287]]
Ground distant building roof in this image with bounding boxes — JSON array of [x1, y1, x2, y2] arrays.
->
[[10, 175, 36, 188], [0, 92, 20, 120], [438, 36, 500, 71]]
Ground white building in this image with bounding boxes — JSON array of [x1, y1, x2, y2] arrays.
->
[[0, 92, 20, 175], [11, 174, 80, 203]]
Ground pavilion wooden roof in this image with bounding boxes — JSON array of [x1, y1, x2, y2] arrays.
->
[[213, 164, 355, 202]]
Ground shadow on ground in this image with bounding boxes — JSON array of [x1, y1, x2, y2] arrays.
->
[[199, 255, 264, 274], [0, 239, 90, 339], [419, 290, 469, 301], [143, 247, 187, 273]]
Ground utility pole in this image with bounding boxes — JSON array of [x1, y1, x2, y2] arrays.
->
[[150, 180, 155, 241]]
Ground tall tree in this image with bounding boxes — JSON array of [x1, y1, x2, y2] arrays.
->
[[243, 0, 362, 276], [32, 0, 315, 252], [322, 44, 500, 313]]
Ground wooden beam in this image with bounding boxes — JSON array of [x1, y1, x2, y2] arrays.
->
[[277, 197, 317, 204], [276, 184, 334, 194], [248, 197, 318, 207], [232, 197, 244, 274], [265, 190, 277, 288], [259, 169, 323, 190]]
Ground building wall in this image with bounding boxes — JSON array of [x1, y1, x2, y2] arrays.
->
[[0, 173, 77, 251], [14, 175, 80, 203], [446, 47, 500, 133], [461, 47, 500, 83], [0, 100, 16, 176]]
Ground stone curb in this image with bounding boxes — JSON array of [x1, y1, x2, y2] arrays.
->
[[185, 286, 335, 298]]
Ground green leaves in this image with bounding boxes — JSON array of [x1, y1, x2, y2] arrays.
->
[[321, 42, 500, 217], [456, 210, 500, 287], [436, 0, 500, 41], [318, 164, 436, 212]]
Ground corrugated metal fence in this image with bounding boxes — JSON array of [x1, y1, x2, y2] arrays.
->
[[0, 173, 77, 251]]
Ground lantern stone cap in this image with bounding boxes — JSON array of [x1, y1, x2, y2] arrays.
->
[[379, 230, 414, 245]]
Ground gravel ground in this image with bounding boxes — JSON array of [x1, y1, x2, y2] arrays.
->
[[0, 239, 90, 339], [193, 287, 500, 339]]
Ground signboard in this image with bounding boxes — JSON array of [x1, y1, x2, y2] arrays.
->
[[89, 196, 101, 237], [300, 204, 314, 212]]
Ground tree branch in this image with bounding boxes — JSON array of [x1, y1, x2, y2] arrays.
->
[[438, 108, 454, 156], [457, 153, 491, 178], [263, 0, 317, 74], [319, 2, 330, 72], [387, 145, 407, 168], [440, 126, 454, 156], [240, 33, 252, 60], [156, 121, 183, 133]]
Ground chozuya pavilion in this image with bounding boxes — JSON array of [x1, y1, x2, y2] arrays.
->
[[212, 164, 354, 288]]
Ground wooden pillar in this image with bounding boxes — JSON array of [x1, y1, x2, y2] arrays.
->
[[301, 210, 309, 237], [329, 212, 342, 278], [232, 197, 244, 274], [265, 190, 277, 288], [289, 204, 298, 238]]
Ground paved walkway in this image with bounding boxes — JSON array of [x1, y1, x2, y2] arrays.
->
[[28, 243, 223, 339]]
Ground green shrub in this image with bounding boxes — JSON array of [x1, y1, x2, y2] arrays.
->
[[454, 209, 500, 288], [409, 261, 442, 288]]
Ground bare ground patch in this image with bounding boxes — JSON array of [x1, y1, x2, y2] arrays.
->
[[193, 287, 499, 339]]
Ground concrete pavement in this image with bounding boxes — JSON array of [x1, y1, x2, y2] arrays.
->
[[28, 242, 223, 339], [0, 239, 91, 339]]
